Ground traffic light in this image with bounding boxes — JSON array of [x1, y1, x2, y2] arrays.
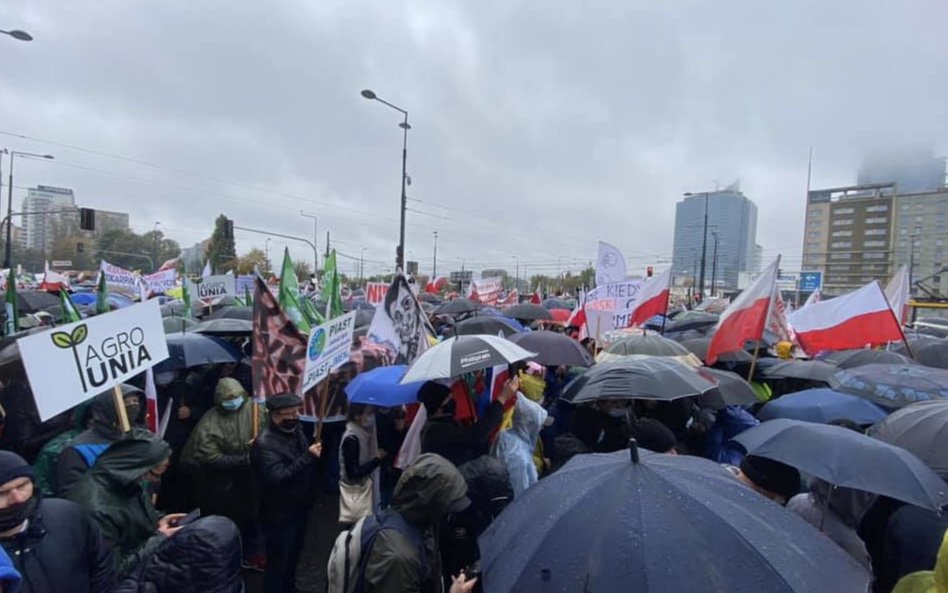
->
[[79, 208, 95, 231], [222, 217, 234, 239], [647, 266, 654, 278]]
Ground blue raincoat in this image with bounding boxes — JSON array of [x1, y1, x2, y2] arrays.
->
[[494, 394, 548, 497]]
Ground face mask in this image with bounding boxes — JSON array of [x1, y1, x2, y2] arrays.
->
[[278, 419, 300, 432], [0, 495, 37, 532], [221, 398, 244, 411], [125, 404, 142, 422], [519, 372, 547, 402], [155, 372, 177, 387], [361, 414, 376, 429]]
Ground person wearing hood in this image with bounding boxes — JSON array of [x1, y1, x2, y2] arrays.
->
[[361, 453, 476, 593], [493, 394, 548, 497], [66, 436, 186, 577], [787, 480, 874, 569], [111, 516, 243, 593], [0, 450, 115, 593], [338, 403, 386, 524], [250, 393, 322, 593], [180, 378, 265, 570], [32, 400, 93, 497], [56, 386, 147, 497], [727, 454, 801, 506]]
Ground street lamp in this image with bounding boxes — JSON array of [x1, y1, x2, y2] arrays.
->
[[361, 88, 410, 272], [264, 238, 271, 269], [299, 211, 318, 271], [432, 231, 438, 278], [0, 29, 32, 42], [684, 191, 710, 298], [4, 151, 54, 269]]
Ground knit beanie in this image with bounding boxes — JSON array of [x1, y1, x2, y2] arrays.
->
[[740, 455, 801, 499], [0, 451, 33, 487]]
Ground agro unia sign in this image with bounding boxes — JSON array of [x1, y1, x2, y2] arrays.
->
[[18, 300, 169, 421]]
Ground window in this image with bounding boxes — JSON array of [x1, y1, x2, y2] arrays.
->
[[866, 205, 889, 213], [864, 252, 887, 260], [916, 216, 924, 223], [865, 229, 887, 236], [807, 231, 822, 239], [831, 241, 852, 248], [901, 203, 910, 211], [866, 217, 888, 224], [805, 242, 821, 252], [899, 228, 908, 235], [832, 230, 853, 237], [865, 240, 886, 247], [937, 239, 945, 247], [830, 253, 852, 260], [833, 219, 853, 226], [835, 207, 855, 215], [829, 265, 851, 272]]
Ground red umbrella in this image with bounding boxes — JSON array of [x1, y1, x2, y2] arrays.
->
[[548, 308, 571, 324]]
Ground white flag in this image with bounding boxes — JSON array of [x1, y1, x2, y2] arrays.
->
[[884, 265, 910, 326], [596, 241, 627, 286]]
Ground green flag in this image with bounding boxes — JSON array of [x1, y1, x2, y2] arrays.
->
[[244, 283, 253, 307], [321, 249, 344, 319], [95, 272, 110, 315], [182, 278, 193, 319], [278, 248, 311, 333], [4, 269, 18, 336], [60, 289, 82, 323]]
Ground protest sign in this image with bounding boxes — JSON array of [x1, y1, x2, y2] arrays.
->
[[366, 282, 388, 305], [142, 269, 176, 296], [468, 277, 503, 306], [596, 241, 627, 285], [235, 275, 255, 298], [301, 311, 357, 394], [100, 260, 139, 295], [188, 274, 236, 302], [18, 300, 169, 421], [584, 279, 644, 338]]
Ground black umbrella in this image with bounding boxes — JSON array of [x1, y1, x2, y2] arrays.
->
[[604, 333, 691, 357], [829, 364, 948, 408], [479, 448, 870, 593], [697, 367, 760, 408], [893, 333, 944, 355], [346, 300, 377, 311], [453, 316, 521, 338], [822, 349, 916, 369], [541, 298, 571, 310], [665, 312, 719, 333], [681, 337, 753, 363], [163, 316, 198, 334], [417, 292, 442, 304], [432, 298, 479, 316], [504, 303, 552, 321], [915, 340, 948, 370], [204, 306, 253, 321], [155, 333, 243, 372], [16, 290, 61, 314], [508, 330, 594, 367], [354, 308, 375, 328], [561, 357, 715, 403], [733, 419, 947, 511], [191, 318, 253, 336], [761, 360, 838, 382], [869, 399, 948, 480], [0, 327, 49, 369]]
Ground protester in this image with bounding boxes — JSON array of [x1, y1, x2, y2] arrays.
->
[[374, 406, 406, 509], [338, 403, 385, 524], [359, 454, 477, 593], [180, 377, 264, 570], [595, 400, 634, 453], [879, 505, 948, 593], [0, 450, 115, 593], [250, 393, 323, 593], [890, 524, 947, 593], [493, 394, 548, 497], [550, 406, 601, 472], [787, 480, 874, 569], [56, 386, 146, 497], [31, 400, 92, 497], [727, 454, 801, 506], [154, 368, 209, 512], [66, 436, 185, 577], [0, 545, 20, 593], [110, 516, 243, 593], [698, 405, 759, 465], [630, 418, 678, 454]]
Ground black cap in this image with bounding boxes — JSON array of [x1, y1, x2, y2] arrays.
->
[[740, 455, 801, 500], [0, 450, 33, 486], [266, 393, 303, 411], [418, 382, 451, 416]]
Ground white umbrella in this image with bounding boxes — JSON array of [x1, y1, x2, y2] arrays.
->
[[401, 334, 537, 384]]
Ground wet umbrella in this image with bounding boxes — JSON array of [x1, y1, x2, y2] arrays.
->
[[822, 349, 916, 369], [541, 298, 571, 310], [604, 333, 692, 357], [191, 318, 253, 336], [681, 337, 753, 363], [344, 365, 425, 407], [561, 357, 715, 403], [696, 367, 760, 408], [480, 447, 870, 593], [401, 335, 535, 384], [508, 330, 594, 367], [346, 300, 377, 311], [354, 308, 375, 328], [417, 292, 442, 304], [733, 419, 947, 511], [504, 303, 552, 321], [0, 327, 49, 369], [869, 400, 948, 480], [454, 316, 522, 338], [665, 311, 719, 333], [432, 298, 479, 316], [829, 364, 948, 408], [163, 316, 198, 334], [761, 360, 838, 383], [204, 306, 253, 321], [892, 333, 943, 355], [664, 328, 707, 343], [16, 290, 60, 314], [69, 292, 97, 306], [915, 340, 948, 370], [155, 333, 243, 372], [757, 388, 888, 425]]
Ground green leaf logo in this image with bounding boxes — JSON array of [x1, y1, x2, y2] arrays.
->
[[71, 325, 88, 345], [51, 331, 73, 349]]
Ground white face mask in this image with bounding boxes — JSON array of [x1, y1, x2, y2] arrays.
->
[[155, 372, 177, 387]]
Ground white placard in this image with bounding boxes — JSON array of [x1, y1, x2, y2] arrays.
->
[[301, 311, 357, 394], [19, 300, 170, 421], [188, 274, 236, 301]]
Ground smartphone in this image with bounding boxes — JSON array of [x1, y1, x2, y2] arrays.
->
[[171, 508, 201, 527], [462, 562, 481, 580]]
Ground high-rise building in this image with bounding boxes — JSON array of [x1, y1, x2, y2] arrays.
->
[[22, 185, 76, 253], [857, 149, 946, 194], [892, 187, 948, 298], [671, 186, 760, 290]]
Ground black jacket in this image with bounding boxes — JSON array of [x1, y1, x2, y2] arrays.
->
[[0, 498, 115, 593], [110, 515, 243, 593], [250, 424, 318, 521], [420, 401, 504, 467]]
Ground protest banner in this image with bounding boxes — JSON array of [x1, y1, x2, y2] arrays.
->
[[235, 275, 255, 299], [188, 274, 236, 302], [583, 279, 644, 338], [301, 311, 357, 394], [100, 260, 139, 295], [18, 300, 169, 422], [468, 277, 503, 306], [366, 282, 388, 305], [596, 241, 627, 285], [142, 269, 176, 296]]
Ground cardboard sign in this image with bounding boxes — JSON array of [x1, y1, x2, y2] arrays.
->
[[19, 300, 169, 421], [188, 274, 236, 302], [366, 282, 388, 305], [584, 280, 644, 338], [301, 311, 357, 394], [142, 269, 176, 296]]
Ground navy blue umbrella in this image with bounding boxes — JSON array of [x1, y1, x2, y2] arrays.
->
[[344, 365, 426, 407], [758, 388, 888, 425], [480, 448, 869, 593], [156, 333, 243, 372], [829, 364, 948, 408]]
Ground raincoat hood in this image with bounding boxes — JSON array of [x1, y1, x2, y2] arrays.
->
[[509, 393, 548, 446], [392, 453, 468, 526], [90, 385, 143, 436], [214, 377, 247, 407], [892, 529, 947, 593], [811, 480, 876, 529], [89, 436, 171, 489]]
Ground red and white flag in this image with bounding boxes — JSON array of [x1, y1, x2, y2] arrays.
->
[[767, 291, 795, 344], [627, 268, 671, 328], [802, 289, 822, 309], [501, 290, 519, 306], [706, 258, 780, 365], [884, 265, 911, 326], [530, 287, 542, 305], [158, 256, 180, 272], [789, 280, 904, 356]]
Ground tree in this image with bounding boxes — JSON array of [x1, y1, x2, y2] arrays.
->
[[232, 248, 270, 275], [95, 229, 154, 271], [141, 230, 181, 269], [48, 216, 95, 270], [294, 260, 314, 281], [10, 247, 46, 273], [205, 214, 236, 273]]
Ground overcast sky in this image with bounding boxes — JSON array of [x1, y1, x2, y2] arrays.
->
[[2, 0, 947, 279]]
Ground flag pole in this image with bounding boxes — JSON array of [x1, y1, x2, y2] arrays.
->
[[315, 381, 330, 443], [659, 285, 672, 336], [113, 385, 131, 433], [746, 341, 762, 383], [252, 402, 260, 439]]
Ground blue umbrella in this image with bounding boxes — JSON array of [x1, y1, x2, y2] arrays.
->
[[758, 388, 888, 425], [480, 448, 869, 593], [155, 333, 243, 372], [829, 364, 948, 408], [70, 292, 97, 306], [344, 365, 425, 407]]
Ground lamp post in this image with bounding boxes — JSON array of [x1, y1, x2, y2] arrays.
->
[[0, 29, 32, 42], [264, 238, 271, 269], [710, 231, 719, 297], [5, 151, 54, 269], [432, 231, 438, 278], [361, 89, 410, 272], [299, 211, 318, 271], [684, 191, 710, 298]]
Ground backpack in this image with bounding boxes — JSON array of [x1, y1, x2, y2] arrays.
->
[[327, 510, 428, 593]]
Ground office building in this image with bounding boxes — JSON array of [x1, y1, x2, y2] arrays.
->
[[92, 209, 131, 233], [671, 185, 760, 290], [892, 188, 948, 298], [22, 185, 76, 253]]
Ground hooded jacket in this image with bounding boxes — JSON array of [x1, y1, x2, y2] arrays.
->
[[787, 481, 874, 569], [362, 454, 468, 593], [111, 516, 243, 593], [493, 394, 547, 497], [66, 437, 171, 577]]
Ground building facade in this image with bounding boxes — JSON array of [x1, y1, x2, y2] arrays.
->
[[892, 188, 948, 298], [93, 209, 131, 233], [671, 187, 760, 290], [22, 185, 76, 253]]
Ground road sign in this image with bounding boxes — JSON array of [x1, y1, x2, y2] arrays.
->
[[798, 271, 823, 292]]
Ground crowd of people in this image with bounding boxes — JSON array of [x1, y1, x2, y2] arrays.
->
[[0, 290, 945, 593]]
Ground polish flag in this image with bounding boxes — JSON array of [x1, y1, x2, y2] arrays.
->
[[158, 256, 180, 272], [627, 268, 671, 328], [706, 258, 780, 365], [802, 289, 822, 309], [884, 266, 911, 326], [530, 287, 542, 305], [139, 281, 160, 433], [789, 281, 904, 356]]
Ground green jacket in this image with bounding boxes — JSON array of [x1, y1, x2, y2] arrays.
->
[[67, 436, 171, 577]]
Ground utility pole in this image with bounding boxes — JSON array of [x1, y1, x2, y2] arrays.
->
[[710, 231, 719, 297], [432, 231, 438, 278], [325, 231, 330, 259], [299, 211, 318, 271]]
